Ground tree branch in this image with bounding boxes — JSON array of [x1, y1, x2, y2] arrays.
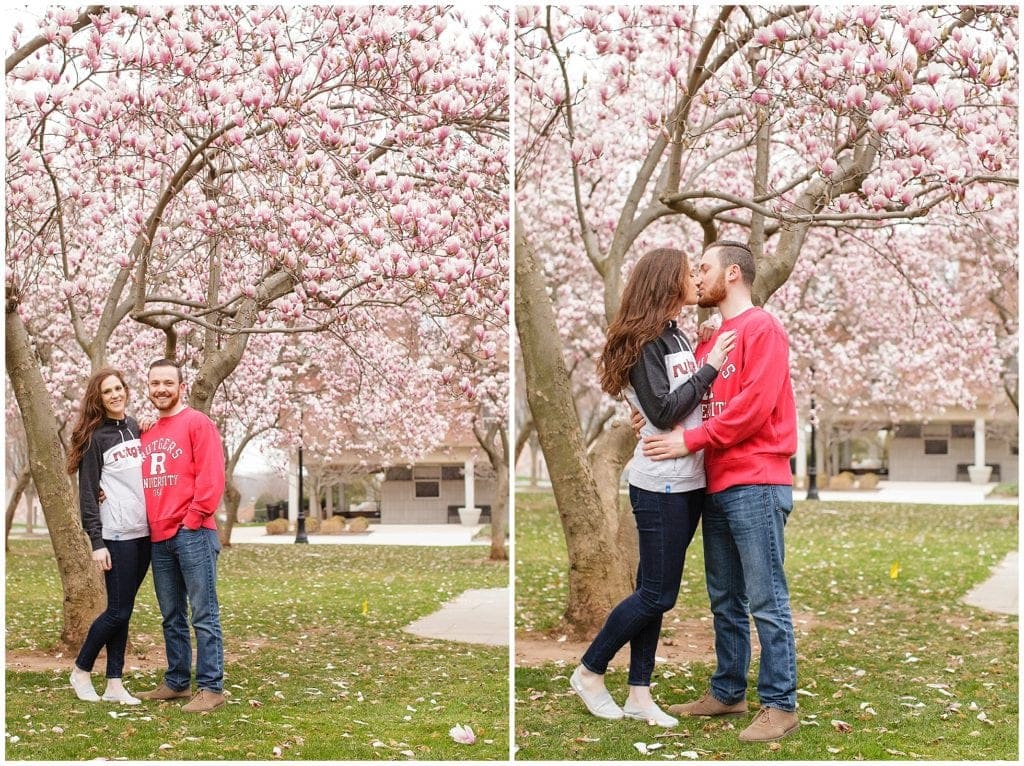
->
[[545, 7, 603, 272], [5, 5, 106, 75]]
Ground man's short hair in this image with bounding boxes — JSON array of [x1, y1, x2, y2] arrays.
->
[[149, 358, 183, 384], [705, 240, 755, 286]]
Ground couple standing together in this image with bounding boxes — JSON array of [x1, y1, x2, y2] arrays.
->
[[66, 359, 227, 713], [570, 241, 800, 743]]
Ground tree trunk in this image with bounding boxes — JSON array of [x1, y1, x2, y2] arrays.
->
[[6, 303, 105, 649], [25, 481, 36, 535], [309, 475, 323, 520], [487, 426, 510, 562], [516, 214, 634, 637], [529, 433, 540, 488], [185, 271, 296, 415], [488, 461, 509, 562], [472, 412, 509, 562], [219, 478, 241, 548], [589, 422, 640, 581], [6, 467, 31, 552]]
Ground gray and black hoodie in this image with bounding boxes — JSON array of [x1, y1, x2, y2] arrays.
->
[[624, 321, 719, 493], [78, 416, 148, 550]]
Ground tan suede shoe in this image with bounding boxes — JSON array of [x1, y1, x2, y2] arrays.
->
[[181, 688, 226, 713], [668, 691, 748, 717], [738, 707, 800, 742], [135, 681, 191, 701]]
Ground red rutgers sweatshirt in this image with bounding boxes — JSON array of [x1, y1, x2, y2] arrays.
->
[[141, 407, 225, 542], [683, 307, 797, 493]]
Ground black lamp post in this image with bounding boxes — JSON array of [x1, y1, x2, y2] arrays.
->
[[807, 393, 820, 501], [294, 436, 308, 544]]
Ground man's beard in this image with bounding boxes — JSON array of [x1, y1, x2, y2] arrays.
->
[[150, 391, 180, 411], [697, 273, 726, 308]]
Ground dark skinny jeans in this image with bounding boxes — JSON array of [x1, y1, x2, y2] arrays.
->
[[75, 536, 151, 679], [581, 485, 703, 686]]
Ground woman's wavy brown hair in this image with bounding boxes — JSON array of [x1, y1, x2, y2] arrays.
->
[[599, 248, 691, 396], [66, 368, 130, 474]]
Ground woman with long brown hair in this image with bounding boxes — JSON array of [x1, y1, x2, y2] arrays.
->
[[569, 248, 736, 727], [66, 368, 150, 705]]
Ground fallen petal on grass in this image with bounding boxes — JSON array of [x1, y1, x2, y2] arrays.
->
[[449, 724, 475, 745]]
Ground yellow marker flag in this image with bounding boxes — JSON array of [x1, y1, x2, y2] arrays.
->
[[362, 598, 369, 615], [889, 561, 901, 580]]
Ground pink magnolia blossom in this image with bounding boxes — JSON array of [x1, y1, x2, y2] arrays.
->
[[449, 724, 476, 745]]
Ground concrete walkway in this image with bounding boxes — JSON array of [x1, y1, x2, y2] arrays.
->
[[10, 523, 490, 547], [804, 480, 1014, 505], [404, 587, 509, 646], [962, 551, 1018, 615], [228, 523, 488, 547]]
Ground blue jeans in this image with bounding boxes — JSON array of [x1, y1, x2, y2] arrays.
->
[[581, 486, 703, 686], [76, 537, 151, 678], [151, 527, 224, 693], [702, 484, 796, 711]]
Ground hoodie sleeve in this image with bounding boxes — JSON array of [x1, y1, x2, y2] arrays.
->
[[182, 413, 226, 530], [630, 336, 718, 431], [77, 435, 106, 551]]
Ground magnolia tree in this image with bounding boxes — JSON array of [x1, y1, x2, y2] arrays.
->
[[409, 304, 510, 559], [777, 195, 1018, 431], [273, 309, 459, 471], [438, 315, 510, 561], [203, 331, 292, 546], [266, 310, 509, 559], [515, 5, 1018, 634], [471, 364, 511, 562], [6, 5, 508, 645], [774, 197, 1018, 473]]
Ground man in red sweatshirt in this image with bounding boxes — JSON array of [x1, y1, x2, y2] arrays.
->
[[641, 241, 799, 742], [135, 359, 227, 713]]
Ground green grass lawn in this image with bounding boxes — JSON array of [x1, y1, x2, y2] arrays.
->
[[6, 541, 508, 760], [515, 490, 1018, 761]]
